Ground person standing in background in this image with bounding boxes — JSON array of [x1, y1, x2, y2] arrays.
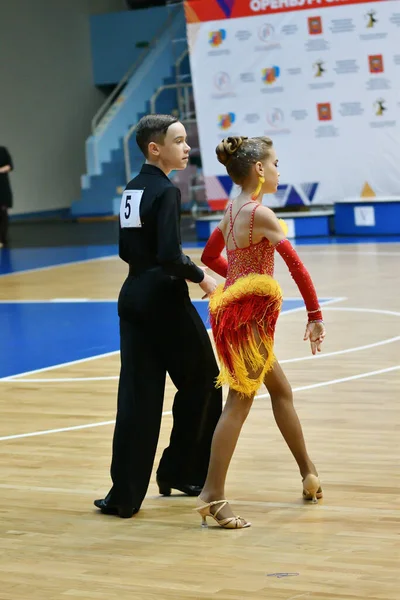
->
[[0, 146, 14, 248]]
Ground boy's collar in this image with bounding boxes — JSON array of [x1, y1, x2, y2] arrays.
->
[[141, 163, 171, 179]]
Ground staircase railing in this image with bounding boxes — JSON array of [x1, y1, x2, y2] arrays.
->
[[175, 48, 190, 116], [123, 123, 138, 184], [150, 82, 193, 117]]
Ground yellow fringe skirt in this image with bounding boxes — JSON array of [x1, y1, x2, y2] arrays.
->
[[209, 274, 283, 396]]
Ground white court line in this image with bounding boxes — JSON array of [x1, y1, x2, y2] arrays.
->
[[280, 335, 400, 365], [0, 365, 398, 442], [299, 250, 400, 257], [0, 297, 346, 382], [0, 296, 343, 305], [0, 350, 119, 381], [256, 365, 400, 400], [323, 306, 400, 318], [0, 411, 172, 442], [3, 376, 119, 383], [0, 299, 117, 304], [0, 254, 117, 278], [1, 302, 397, 384], [192, 296, 338, 304], [5, 334, 399, 383], [277, 296, 345, 317], [2, 245, 398, 280]]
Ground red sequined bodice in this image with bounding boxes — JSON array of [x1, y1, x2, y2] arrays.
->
[[224, 202, 275, 289], [225, 239, 274, 288]]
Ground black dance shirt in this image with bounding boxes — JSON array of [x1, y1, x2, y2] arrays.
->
[[119, 164, 204, 283]]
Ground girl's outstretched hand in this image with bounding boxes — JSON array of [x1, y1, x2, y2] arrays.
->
[[304, 322, 326, 355]]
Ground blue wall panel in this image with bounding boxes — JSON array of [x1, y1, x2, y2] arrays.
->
[[90, 7, 171, 85]]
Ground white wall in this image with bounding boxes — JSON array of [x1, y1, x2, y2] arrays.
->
[[0, 0, 125, 215]]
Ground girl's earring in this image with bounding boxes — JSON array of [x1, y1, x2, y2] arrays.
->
[[251, 176, 265, 200]]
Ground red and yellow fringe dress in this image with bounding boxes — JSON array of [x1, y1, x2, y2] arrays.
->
[[201, 202, 322, 396]]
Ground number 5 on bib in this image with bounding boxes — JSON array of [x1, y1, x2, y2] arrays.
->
[[120, 189, 144, 228]]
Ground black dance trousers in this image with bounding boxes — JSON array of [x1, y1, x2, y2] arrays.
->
[[108, 270, 222, 509]]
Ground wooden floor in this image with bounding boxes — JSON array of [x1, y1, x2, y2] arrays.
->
[[0, 242, 399, 600]]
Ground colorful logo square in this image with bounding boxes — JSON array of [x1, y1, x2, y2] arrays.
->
[[308, 16, 322, 35], [262, 66, 280, 84], [209, 29, 226, 47], [218, 113, 235, 129], [317, 103, 332, 121], [369, 54, 384, 73]]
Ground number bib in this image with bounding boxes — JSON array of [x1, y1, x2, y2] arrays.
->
[[120, 189, 144, 228]]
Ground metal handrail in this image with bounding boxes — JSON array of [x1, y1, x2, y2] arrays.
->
[[91, 7, 179, 135], [123, 82, 193, 182], [123, 122, 138, 184], [150, 82, 192, 115], [175, 49, 190, 116], [175, 48, 189, 79]]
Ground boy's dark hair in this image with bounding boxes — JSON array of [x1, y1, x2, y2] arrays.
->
[[136, 114, 179, 158]]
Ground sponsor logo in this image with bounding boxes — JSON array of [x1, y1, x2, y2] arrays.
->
[[308, 16, 322, 35], [374, 98, 386, 116], [369, 54, 384, 73], [317, 103, 332, 121], [266, 108, 285, 128], [209, 29, 226, 47], [218, 113, 235, 129], [262, 66, 280, 84], [365, 9, 378, 28], [214, 72, 231, 91], [258, 23, 275, 42], [313, 60, 325, 77]]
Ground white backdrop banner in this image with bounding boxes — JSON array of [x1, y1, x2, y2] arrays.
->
[[184, 0, 400, 210]]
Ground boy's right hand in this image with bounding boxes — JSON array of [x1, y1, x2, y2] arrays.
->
[[199, 272, 218, 299]]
